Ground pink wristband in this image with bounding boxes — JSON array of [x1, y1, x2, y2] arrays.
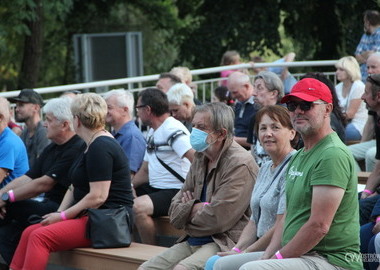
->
[[8, 190, 15, 203], [275, 251, 283, 259], [376, 217, 380, 223], [60, 211, 68, 221], [364, 189, 374, 195], [232, 247, 242, 253], [203, 202, 210, 205]]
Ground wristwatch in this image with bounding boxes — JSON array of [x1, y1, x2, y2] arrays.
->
[[1, 192, 10, 204]]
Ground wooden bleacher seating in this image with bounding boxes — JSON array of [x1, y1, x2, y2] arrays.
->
[[346, 140, 361, 146], [154, 216, 184, 238], [48, 242, 167, 270], [358, 171, 371, 185], [48, 217, 184, 269]]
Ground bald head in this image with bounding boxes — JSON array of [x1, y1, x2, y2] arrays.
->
[[0, 97, 10, 131], [227, 71, 254, 102], [367, 52, 380, 75]]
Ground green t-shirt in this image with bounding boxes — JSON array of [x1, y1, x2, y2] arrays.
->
[[282, 132, 362, 269]]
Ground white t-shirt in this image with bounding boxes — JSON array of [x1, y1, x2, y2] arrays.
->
[[144, 117, 192, 189], [335, 80, 368, 134]]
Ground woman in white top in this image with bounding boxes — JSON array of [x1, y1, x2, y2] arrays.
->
[[335, 56, 368, 141]]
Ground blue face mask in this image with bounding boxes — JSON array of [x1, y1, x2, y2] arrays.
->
[[190, 128, 211, 152]]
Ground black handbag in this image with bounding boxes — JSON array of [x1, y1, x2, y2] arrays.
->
[[86, 206, 132, 248]]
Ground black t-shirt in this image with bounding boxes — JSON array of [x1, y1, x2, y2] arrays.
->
[[69, 136, 133, 209], [26, 134, 85, 204], [371, 111, 380, 160]]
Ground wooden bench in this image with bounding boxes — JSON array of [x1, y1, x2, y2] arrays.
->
[[48, 242, 167, 270], [346, 140, 361, 146], [154, 216, 184, 238], [358, 171, 371, 185]]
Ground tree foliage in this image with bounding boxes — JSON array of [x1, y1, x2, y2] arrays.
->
[[1, 0, 380, 90], [177, 0, 282, 68]]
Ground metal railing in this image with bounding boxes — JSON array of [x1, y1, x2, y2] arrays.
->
[[0, 60, 338, 100]]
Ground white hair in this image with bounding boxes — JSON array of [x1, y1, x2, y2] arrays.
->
[[43, 97, 74, 131], [166, 83, 194, 106], [103, 89, 135, 118]]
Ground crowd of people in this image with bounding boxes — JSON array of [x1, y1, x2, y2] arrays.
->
[[3, 9, 380, 270]]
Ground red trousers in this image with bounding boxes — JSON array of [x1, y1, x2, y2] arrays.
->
[[10, 216, 91, 270]]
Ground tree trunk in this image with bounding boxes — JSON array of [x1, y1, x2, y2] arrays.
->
[[18, 0, 44, 89]]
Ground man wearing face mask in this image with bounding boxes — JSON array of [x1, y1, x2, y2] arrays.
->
[[139, 102, 259, 270]]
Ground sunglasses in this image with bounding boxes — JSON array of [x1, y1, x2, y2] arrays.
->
[[286, 101, 327, 112]]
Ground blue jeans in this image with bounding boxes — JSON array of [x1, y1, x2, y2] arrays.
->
[[345, 123, 362, 141], [361, 222, 379, 270], [360, 194, 380, 225]]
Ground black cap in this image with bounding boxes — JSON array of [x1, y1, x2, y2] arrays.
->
[[8, 89, 44, 106]]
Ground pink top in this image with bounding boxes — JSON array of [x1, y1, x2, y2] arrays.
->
[[220, 70, 237, 86]]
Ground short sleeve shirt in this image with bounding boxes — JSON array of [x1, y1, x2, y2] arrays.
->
[[112, 121, 146, 173], [0, 127, 29, 187], [70, 136, 133, 209], [250, 151, 294, 237], [282, 133, 362, 269], [355, 27, 380, 80], [26, 134, 85, 204], [144, 117, 192, 190], [20, 121, 50, 168]]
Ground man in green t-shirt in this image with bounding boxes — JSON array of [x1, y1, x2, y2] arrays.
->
[[231, 78, 362, 270]]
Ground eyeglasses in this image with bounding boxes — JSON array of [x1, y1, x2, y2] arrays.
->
[[286, 101, 327, 112]]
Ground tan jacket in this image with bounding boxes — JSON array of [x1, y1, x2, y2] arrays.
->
[[169, 138, 258, 251]]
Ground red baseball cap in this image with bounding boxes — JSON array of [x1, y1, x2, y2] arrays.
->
[[281, 78, 333, 104]]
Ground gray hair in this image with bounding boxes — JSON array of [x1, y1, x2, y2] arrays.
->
[[0, 97, 10, 122], [166, 83, 194, 105], [254, 71, 284, 102], [43, 97, 74, 131], [103, 89, 134, 118], [193, 102, 235, 140]]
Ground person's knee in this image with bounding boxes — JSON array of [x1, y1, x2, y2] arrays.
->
[[133, 196, 153, 217], [28, 229, 48, 247]]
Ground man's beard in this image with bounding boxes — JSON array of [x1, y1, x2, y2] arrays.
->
[[15, 114, 27, 122]]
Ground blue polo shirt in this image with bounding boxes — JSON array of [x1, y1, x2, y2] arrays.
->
[[0, 127, 29, 187], [112, 121, 146, 173]]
